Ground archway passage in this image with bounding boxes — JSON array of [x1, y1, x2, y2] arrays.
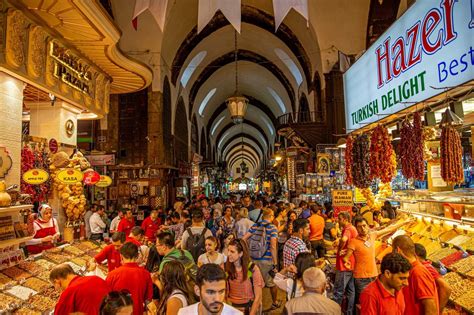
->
[[174, 98, 189, 163]]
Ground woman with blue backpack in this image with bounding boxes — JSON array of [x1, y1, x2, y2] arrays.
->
[[225, 239, 264, 315]]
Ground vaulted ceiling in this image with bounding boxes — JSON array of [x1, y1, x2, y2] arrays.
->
[[111, 0, 403, 176]]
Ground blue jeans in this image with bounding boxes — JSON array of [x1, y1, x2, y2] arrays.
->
[[354, 277, 376, 313], [332, 270, 355, 315]]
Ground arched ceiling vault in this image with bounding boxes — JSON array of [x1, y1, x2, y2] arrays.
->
[[228, 150, 258, 166], [188, 49, 295, 113], [206, 97, 277, 136], [215, 120, 271, 151], [217, 125, 268, 154], [229, 155, 257, 170], [220, 133, 266, 160], [225, 145, 260, 165], [167, 5, 313, 86], [221, 137, 263, 161]]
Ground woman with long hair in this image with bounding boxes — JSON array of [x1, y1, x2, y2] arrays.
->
[[216, 205, 235, 247], [225, 239, 264, 315], [197, 236, 225, 269], [154, 260, 196, 315], [274, 252, 317, 300]]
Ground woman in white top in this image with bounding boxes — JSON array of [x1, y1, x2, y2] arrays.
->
[[197, 236, 225, 269], [234, 208, 254, 239], [26, 204, 60, 254], [273, 252, 317, 300], [154, 260, 195, 315]]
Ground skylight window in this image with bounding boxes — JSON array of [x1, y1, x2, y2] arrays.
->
[[211, 116, 226, 135], [274, 48, 303, 86], [267, 87, 286, 113], [198, 88, 217, 116], [180, 51, 207, 87]]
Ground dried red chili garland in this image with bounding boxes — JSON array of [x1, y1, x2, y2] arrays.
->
[[345, 135, 354, 185], [440, 125, 464, 184]]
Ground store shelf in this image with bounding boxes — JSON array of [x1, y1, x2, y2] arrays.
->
[[399, 209, 474, 228], [0, 204, 33, 214], [0, 236, 33, 248], [383, 197, 474, 206]]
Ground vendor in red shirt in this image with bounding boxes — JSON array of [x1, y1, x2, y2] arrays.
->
[[141, 209, 161, 243], [106, 242, 153, 315], [415, 243, 452, 313], [26, 204, 60, 254], [50, 263, 110, 315], [360, 252, 411, 315], [89, 232, 126, 272], [117, 209, 135, 236], [393, 235, 439, 315], [126, 226, 144, 247]]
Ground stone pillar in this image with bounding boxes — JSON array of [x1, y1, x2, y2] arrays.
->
[[98, 94, 119, 153], [0, 72, 25, 187], [147, 89, 164, 165]]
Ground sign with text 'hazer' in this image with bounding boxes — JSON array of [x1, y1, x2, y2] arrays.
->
[[344, 0, 474, 132]]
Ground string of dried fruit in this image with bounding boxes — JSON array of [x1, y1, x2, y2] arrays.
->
[[345, 135, 354, 185], [399, 113, 424, 180], [412, 112, 425, 180], [440, 125, 464, 184], [351, 134, 371, 188], [369, 125, 396, 183]]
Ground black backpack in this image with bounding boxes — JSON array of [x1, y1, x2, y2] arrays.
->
[[185, 227, 208, 262]]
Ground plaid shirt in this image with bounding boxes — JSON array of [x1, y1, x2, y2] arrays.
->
[[283, 236, 310, 275]]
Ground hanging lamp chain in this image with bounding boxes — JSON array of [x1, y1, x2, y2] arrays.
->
[[234, 30, 238, 93]]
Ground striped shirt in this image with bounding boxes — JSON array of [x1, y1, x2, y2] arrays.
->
[[248, 220, 278, 261]]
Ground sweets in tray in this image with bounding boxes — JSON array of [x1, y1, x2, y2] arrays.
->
[[17, 261, 45, 274], [63, 245, 85, 256], [0, 292, 22, 311], [450, 255, 474, 274], [6, 285, 37, 301], [1, 266, 32, 280], [28, 294, 56, 312], [22, 277, 49, 292], [13, 307, 42, 315], [454, 290, 474, 312], [428, 248, 457, 262]]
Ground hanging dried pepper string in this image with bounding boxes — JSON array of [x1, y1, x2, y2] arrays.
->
[[440, 125, 464, 184], [345, 135, 354, 185]]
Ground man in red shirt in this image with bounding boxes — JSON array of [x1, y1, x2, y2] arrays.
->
[[415, 243, 452, 313], [141, 209, 161, 243], [333, 211, 358, 314], [117, 209, 135, 236], [50, 264, 110, 315], [126, 226, 144, 247], [89, 232, 125, 272], [360, 252, 411, 315], [392, 235, 439, 315], [106, 242, 153, 315]]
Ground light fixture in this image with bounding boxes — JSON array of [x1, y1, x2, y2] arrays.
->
[[226, 30, 248, 124], [336, 138, 346, 148], [275, 154, 282, 161], [49, 93, 56, 106]]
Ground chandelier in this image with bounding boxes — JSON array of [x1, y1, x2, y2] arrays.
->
[[227, 30, 248, 124]]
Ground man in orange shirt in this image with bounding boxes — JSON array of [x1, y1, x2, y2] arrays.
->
[[392, 235, 439, 315], [360, 253, 411, 315], [343, 216, 409, 310], [308, 204, 325, 259]]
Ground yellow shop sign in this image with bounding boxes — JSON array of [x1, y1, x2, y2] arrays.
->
[[23, 169, 49, 185], [57, 168, 83, 184], [95, 175, 112, 188]]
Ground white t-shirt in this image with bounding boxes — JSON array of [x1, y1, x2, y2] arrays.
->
[[198, 252, 225, 266], [178, 303, 243, 315], [170, 289, 188, 308]]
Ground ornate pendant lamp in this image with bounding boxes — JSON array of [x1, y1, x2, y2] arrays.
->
[[227, 30, 248, 124]]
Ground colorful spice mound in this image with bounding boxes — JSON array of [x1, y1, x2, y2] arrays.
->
[[440, 125, 464, 184], [369, 125, 396, 183]]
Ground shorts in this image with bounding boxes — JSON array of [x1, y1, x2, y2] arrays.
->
[[254, 260, 275, 288]]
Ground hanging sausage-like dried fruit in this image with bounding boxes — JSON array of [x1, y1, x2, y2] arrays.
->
[[440, 125, 464, 184], [351, 134, 371, 188], [345, 136, 354, 185], [369, 125, 396, 183], [399, 112, 424, 180]]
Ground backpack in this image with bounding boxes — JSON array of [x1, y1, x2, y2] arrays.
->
[[185, 227, 208, 262], [168, 249, 198, 283], [248, 222, 268, 259]]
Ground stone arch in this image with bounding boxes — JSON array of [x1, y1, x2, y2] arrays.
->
[[200, 127, 207, 159], [298, 94, 310, 122], [311, 71, 323, 122]]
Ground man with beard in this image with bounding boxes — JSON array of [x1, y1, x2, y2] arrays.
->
[[360, 253, 412, 314], [178, 264, 242, 315]]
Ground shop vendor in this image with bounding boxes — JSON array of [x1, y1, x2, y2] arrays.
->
[[26, 204, 60, 254]]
